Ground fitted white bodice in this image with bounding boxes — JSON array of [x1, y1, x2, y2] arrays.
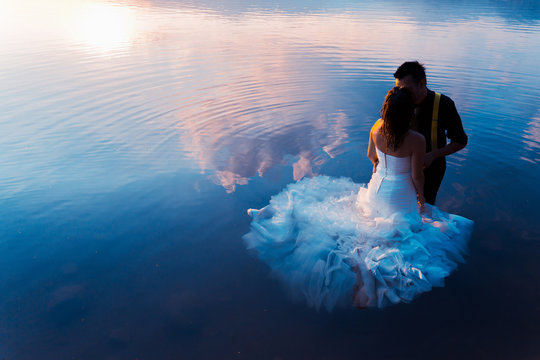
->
[[375, 148, 411, 176], [362, 148, 417, 216]]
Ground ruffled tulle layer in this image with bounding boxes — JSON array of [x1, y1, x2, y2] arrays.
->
[[244, 176, 473, 311]]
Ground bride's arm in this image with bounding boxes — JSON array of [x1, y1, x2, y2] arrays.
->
[[411, 133, 426, 207], [367, 120, 380, 172]]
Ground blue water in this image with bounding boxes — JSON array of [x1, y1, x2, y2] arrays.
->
[[1, 0, 539, 358]]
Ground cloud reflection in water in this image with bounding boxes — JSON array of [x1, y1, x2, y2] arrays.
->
[[178, 105, 350, 192]]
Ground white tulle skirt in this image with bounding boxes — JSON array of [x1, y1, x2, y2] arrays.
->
[[244, 176, 473, 311]]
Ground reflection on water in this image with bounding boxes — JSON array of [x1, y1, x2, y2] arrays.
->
[[1, 0, 540, 358], [180, 103, 351, 191], [3, 0, 539, 195], [522, 113, 540, 163]]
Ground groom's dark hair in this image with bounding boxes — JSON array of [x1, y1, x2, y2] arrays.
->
[[394, 61, 426, 84]]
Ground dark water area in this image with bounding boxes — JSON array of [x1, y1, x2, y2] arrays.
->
[[1, 0, 539, 358]]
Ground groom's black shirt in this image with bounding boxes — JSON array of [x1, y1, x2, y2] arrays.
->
[[413, 89, 468, 204], [414, 89, 468, 151]]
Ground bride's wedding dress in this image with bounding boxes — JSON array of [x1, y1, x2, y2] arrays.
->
[[244, 148, 473, 311]]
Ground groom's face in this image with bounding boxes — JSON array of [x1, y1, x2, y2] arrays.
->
[[396, 75, 425, 104]]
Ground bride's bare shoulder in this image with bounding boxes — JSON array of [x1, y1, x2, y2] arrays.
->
[[370, 119, 382, 133], [406, 130, 426, 147]]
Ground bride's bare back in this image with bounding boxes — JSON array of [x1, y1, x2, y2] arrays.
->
[[367, 119, 426, 205], [369, 119, 422, 157]]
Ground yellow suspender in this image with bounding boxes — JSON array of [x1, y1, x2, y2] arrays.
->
[[431, 92, 441, 150]]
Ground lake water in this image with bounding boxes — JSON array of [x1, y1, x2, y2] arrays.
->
[[1, 0, 539, 358]]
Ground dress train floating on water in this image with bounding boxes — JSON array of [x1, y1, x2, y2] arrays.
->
[[244, 175, 473, 311]]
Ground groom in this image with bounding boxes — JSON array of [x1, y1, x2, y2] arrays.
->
[[394, 61, 468, 205]]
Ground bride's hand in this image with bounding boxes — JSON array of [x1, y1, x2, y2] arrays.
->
[[417, 194, 426, 213]]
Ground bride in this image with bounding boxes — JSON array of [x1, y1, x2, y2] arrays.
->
[[244, 87, 473, 311]]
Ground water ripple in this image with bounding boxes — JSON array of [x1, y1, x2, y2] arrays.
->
[[1, 0, 539, 198]]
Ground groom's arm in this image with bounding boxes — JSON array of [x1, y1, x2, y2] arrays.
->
[[425, 97, 468, 167], [425, 141, 466, 167]]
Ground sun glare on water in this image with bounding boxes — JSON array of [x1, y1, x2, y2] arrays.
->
[[71, 2, 136, 52], [0, 0, 141, 53]]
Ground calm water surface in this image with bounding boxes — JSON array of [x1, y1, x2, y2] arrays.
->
[[1, 0, 539, 358]]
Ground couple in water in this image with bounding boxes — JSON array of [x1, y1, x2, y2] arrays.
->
[[244, 62, 473, 310]]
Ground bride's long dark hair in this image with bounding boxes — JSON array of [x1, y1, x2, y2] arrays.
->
[[380, 87, 415, 151]]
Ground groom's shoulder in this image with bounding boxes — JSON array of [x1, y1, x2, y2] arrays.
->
[[437, 92, 457, 107], [431, 91, 459, 116]]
